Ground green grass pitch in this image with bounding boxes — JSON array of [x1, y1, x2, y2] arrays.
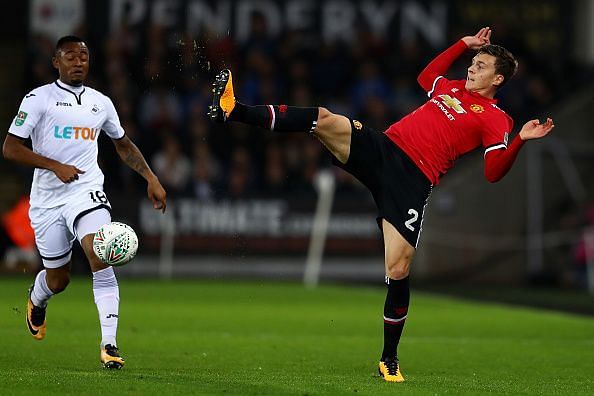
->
[[0, 276, 592, 395]]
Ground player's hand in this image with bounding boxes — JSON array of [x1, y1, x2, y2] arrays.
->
[[147, 177, 167, 213], [519, 118, 555, 140], [461, 27, 492, 50], [52, 163, 85, 183]]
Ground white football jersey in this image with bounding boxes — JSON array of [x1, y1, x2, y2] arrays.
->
[[8, 81, 125, 208]]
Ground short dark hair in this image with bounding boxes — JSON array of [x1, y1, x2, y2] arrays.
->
[[55, 35, 85, 51], [477, 44, 518, 88]]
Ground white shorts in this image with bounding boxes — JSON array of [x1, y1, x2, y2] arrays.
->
[[29, 189, 112, 268]]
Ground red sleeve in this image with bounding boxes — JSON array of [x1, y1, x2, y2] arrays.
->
[[484, 135, 525, 183], [417, 40, 468, 95], [482, 111, 514, 150]]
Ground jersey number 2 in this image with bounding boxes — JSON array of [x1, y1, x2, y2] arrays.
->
[[405, 209, 419, 231], [89, 191, 109, 204]]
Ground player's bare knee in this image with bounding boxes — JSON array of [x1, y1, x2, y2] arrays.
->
[[314, 107, 351, 163], [386, 265, 410, 280], [89, 254, 108, 272], [315, 107, 333, 129], [47, 274, 70, 293], [317, 106, 332, 119], [386, 256, 412, 280]]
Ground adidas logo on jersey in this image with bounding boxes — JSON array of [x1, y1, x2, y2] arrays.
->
[[56, 101, 72, 107]]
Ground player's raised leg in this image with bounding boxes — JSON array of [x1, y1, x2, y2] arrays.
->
[[378, 219, 414, 382], [77, 208, 125, 369], [208, 69, 352, 163]]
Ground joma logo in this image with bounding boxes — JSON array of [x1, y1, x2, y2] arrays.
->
[[56, 101, 72, 107]]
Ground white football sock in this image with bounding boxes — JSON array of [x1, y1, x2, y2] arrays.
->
[[93, 266, 120, 348], [31, 270, 54, 308]]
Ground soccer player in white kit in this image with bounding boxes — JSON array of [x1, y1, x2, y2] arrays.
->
[[3, 36, 167, 369]]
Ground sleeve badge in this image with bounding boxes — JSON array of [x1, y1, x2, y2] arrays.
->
[[15, 110, 28, 126]]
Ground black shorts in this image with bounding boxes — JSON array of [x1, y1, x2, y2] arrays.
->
[[333, 120, 433, 248]]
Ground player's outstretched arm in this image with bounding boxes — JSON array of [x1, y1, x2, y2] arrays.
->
[[112, 135, 167, 213], [484, 118, 554, 183], [2, 133, 85, 183], [460, 27, 492, 50], [417, 27, 491, 92], [518, 118, 555, 140]]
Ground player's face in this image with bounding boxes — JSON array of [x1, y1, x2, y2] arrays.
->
[[53, 42, 90, 86], [465, 53, 503, 94]]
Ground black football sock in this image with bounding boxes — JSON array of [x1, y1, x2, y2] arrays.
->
[[229, 102, 319, 133], [381, 276, 410, 361]]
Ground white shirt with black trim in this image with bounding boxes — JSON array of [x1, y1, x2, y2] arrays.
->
[[8, 81, 125, 208]]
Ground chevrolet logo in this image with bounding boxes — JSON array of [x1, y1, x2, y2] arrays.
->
[[438, 94, 466, 114]]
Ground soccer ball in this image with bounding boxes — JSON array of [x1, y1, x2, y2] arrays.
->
[[93, 222, 138, 266]]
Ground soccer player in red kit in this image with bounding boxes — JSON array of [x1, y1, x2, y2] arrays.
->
[[208, 27, 554, 382]]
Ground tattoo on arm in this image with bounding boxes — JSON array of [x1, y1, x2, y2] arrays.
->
[[117, 139, 151, 179], [125, 149, 150, 177]]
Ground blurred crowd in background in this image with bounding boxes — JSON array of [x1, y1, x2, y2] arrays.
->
[[21, 17, 593, 202], [0, 0, 589, 290]]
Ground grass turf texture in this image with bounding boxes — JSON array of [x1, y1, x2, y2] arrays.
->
[[0, 277, 592, 395]]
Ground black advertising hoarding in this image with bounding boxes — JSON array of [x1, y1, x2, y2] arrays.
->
[[135, 198, 384, 255]]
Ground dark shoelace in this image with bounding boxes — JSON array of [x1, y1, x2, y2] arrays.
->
[[30, 305, 46, 327], [104, 345, 120, 357], [385, 359, 399, 375]]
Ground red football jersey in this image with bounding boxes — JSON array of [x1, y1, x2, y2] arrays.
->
[[385, 76, 513, 185]]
